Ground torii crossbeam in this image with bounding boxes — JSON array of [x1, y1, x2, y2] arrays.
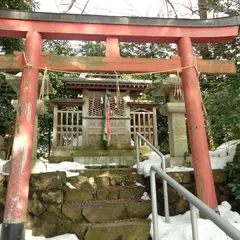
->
[[0, 9, 239, 239]]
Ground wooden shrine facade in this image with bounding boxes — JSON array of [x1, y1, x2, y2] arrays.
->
[[50, 78, 159, 153]]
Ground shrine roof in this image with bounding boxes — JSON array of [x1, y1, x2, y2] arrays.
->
[[59, 77, 151, 93], [0, 10, 239, 28]]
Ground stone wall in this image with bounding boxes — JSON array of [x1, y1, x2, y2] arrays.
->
[[0, 171, 150, 239], [143, 170, 233, 216], [0, 170, 234, 238]]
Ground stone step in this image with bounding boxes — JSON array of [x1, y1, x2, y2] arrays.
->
[[62, 199, 152, 223], [68, 169, 143, 189], [73, 220, 151, 240], [73, 168, 137, 177], [64, 185, 146, 202]]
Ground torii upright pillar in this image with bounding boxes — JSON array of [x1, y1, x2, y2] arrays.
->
[[1, 31, 42, 239], [178, 37, 218, 209]]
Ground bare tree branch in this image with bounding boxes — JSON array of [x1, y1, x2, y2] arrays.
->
[[165, 0, 178, 18], [63, 0, 77, 13], [81, 0, 90, 14]]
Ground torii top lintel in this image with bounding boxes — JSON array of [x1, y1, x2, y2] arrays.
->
[[0, 10, 239, 44]]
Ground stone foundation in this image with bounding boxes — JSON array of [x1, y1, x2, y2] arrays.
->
[[0, 169, 235, 238]]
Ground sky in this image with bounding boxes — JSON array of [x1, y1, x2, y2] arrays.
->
[[38, 0, 200, 18]]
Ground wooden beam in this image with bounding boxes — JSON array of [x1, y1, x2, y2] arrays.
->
[[0, 54, 236, 75], [0, 17, 238, 44]]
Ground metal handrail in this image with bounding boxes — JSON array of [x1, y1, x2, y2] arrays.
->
[[150, 165, 240, 240], [135, 132, 170, 223], [135, 133, 240, 240]]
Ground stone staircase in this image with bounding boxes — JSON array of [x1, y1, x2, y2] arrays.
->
[[25, 166, 152, 240], [64, 167, 152, 240]]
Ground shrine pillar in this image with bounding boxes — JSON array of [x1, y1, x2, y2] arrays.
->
[[178, 37, 218, 209], [2, 31, 42, 239], [154, 75, 188, 167]]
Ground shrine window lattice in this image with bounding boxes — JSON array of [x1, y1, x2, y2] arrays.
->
[[88, 91, 125, 117]]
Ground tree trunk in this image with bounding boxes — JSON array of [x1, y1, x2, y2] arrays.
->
[[198, 0, 216, 149], [202, 103, 215, 150]]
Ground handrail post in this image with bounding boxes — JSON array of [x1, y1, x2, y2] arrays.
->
[[190, 203, 199, 240], [135, 133, 140, 173], [136, 133, 170, 223], [161, 152, 170, 223], [150, 169, 159, 240]]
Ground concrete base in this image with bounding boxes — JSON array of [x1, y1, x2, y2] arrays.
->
[[169, 156, 185, 167], [74, 156, 136, 166], [0, 150, 5, 159]]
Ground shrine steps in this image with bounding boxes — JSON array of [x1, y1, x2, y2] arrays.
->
[[63, 167, 152, 239], [26, 167, 152, 239]]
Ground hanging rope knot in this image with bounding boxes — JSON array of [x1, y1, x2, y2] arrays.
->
[[39, 67, 48, 100], [115, 71, 120, 110], [174, 70, 182, 98], [22, 52, 32, 69], [193, 56, 201, 77]]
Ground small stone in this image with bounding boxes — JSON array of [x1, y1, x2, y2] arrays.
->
[[0, 183, 6, 205], [110, 177, 116, 186], [119, 187, 145, 199], [167, 172, 191, 183], [42, 203, 63, 217], [62, 204, 85, 222], [0, 136, 4, 149], [126, 202, 152, 218], [30, 172, 66, 191], [95, 177, 110, 188], [124, 175, 137, 185], [0, 175, 4, 183], [82, 203, 126, 223], [97, 189, 119, 200], [32, 212, 72, 238], [40, 191, 63, 204], [84, 221, 151, 240], [213, 170, 227, 183], [26, 212, 34, 229], [2, 160, 10, 173], [69, 176, 93, 189], [65, 190, 94, 202], [28, 193, 45, 216], [71, 223, 92, 240]]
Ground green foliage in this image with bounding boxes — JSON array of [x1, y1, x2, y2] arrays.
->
[[0, 0, 39, 53], [0, 77, 17, 136], [202, 59, 240, 146], [226, 162, 240, 201]]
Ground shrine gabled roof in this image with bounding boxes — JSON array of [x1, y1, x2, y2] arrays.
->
[[59, 77, 151, 92]]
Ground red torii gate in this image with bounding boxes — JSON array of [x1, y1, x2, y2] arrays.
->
[[0, 10, 239, 239]]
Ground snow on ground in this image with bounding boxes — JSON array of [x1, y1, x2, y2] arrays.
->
[[141, 192, 151, 201], [134, 140, 240, 177], [149, 201, 240, 240]]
